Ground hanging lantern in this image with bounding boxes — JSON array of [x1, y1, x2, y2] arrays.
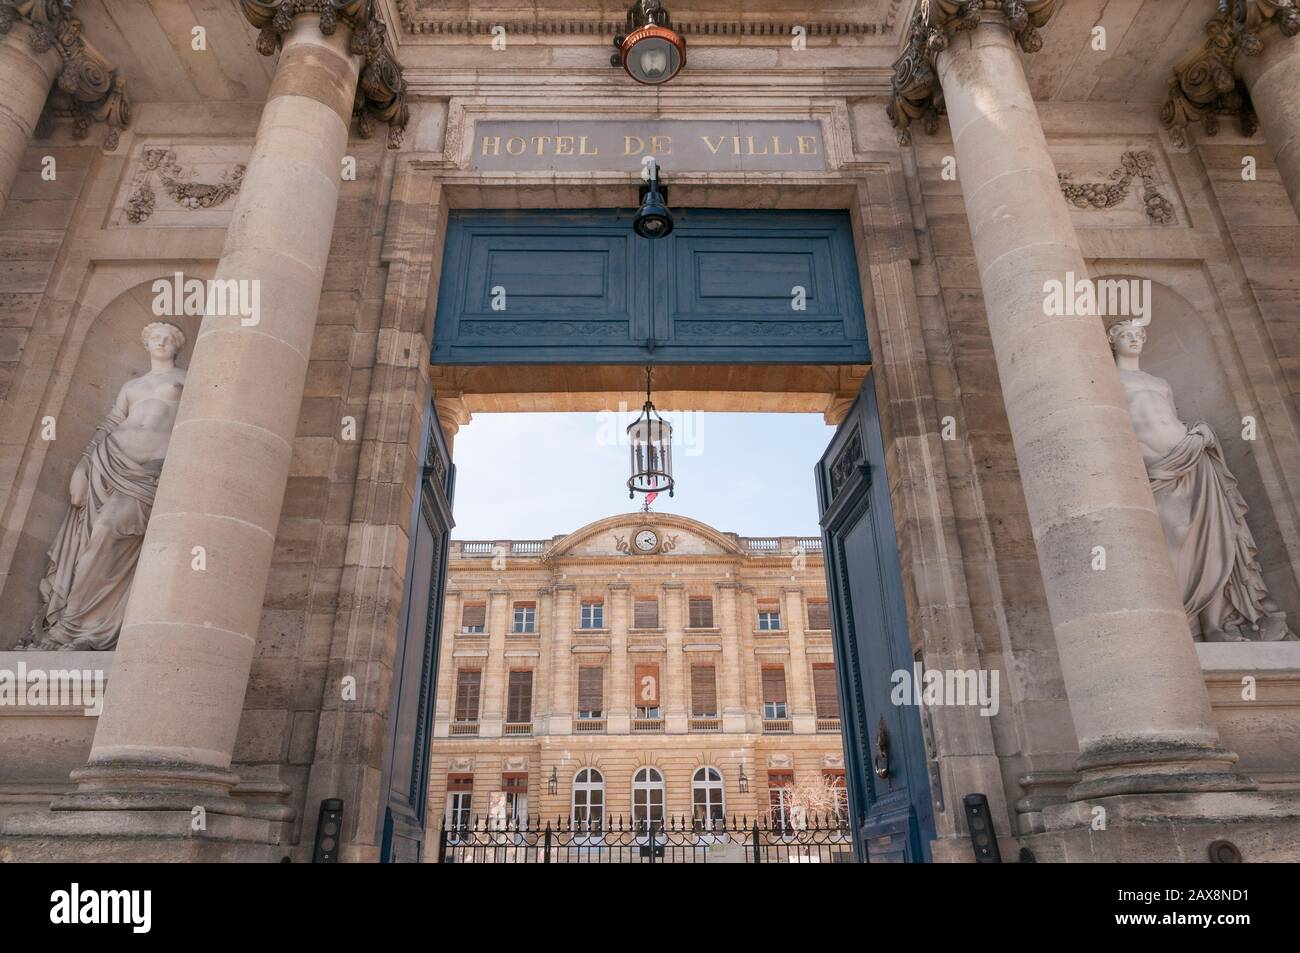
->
[[627, 366, 674, 499]]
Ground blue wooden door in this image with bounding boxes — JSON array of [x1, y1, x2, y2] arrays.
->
[[816, 373, 935, 862], [379, 399, 455, 862], [433, 209, 869, 365]]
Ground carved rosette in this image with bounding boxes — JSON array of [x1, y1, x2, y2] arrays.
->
[[887, 0, 1060, 145], [0, 0, 130, 148], [1162, 0, 1300, 147], [240, 0, 409, 148]]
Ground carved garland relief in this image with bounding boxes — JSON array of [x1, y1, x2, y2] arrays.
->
[[124, 149, 246, 224], [1056, 150, 1177, 226]]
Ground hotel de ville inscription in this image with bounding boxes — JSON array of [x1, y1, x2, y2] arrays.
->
[[471, 120, 827, 172]]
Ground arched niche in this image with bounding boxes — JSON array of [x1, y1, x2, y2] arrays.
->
[[0, 279, 201, 647], [1097, 274, 1300, 635]]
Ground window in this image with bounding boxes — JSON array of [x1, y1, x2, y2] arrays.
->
[[461, 601, 486, 634], [688, 596, 714, 629], [812, 663, 839, 719], [577, 665, 604, 718], [692, 767, 726, 831], [453, 669, 481, 722], [807, 598, 831, 631], [572, 768, 605, 834], [633, 597, 659, 629], [762, 666, 788, 720], [504, 774, 529, 826], [512, 602, 536, 634], [632, 767, 666, 833], [446, 775, 473, 835], [580, 600, 604, 629], [757, 598, 782, 631], [768, 772, 794, 833], [690, 664, 718, 717], [634, 662, 660, 719], [506, 670, 533, 724]]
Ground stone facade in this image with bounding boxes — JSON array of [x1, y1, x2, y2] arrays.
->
[[0, 1, 1297, 862]]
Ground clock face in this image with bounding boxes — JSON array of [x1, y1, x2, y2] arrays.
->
[[634, 528, 659, 553]]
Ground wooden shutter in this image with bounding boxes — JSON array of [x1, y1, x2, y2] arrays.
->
[[807, 598, 831, 630], [507, 670, 533, 723], [633, 598, 659, 628], [688, 597, 713, 628], [634, 662, 660, 707], [812, 663, 839, 718], [761, 666, 788, 704], [461, 602, 486, 629], [503, 773, 528, 792], [690, 664, 717, 716], [578, 666, 604, 712], [447, 774, 473, 792], [454, 669, 481, 721]]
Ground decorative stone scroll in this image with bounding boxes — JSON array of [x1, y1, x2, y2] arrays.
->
[[240, 0, 409, 147], [124, 148, 246, 224], [887, 0, 1060, 144], [1057, 150, 1176, 225], [0, 0, 130, 148], [1162, 0, 1300, 147]]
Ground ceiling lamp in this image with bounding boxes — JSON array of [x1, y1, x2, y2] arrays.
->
[[627, 365, 674, 500], [612, 0, 686, 85]]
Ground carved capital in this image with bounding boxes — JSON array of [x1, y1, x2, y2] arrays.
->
[[0, 1, 130, 148], [1162, 0, 1300, 147], [887, 0, 1060, 145], [240, 0, 409, 148]]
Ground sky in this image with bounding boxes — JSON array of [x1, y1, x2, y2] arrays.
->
[[449, 411, 834, 541]]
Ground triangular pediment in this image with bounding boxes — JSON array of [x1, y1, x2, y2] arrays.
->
[[545, 513, 745, 560]]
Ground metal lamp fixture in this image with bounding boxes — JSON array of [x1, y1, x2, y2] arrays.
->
[[633, 161, 673, 239], [627, 366, 674, 500], [612, 0, 686, 85], [738, 763, 749, 794], [548, 766, 558, 796]]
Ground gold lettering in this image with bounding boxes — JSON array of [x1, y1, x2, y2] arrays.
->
[[731, 135, 742, 155], [529, 135, 553, 156], [650, 135, 673, 156], [624, 135, 646, 156], [771, 135, 793, 156], [506, 137, 527, 156], [555, 135, 575, 156], [481, 136, 501, 157], [701, 135, 726, 155], [746, 135, 768, 156], [579, 135, 599, 156], [797, 135, 818, 156]]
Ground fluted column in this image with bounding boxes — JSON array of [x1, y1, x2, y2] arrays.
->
[[927, 13, 1253, 800], [662, 582, 687, 732], [55, 14, 362, 816], [607, 584, 631, 732], [0, 20, 58, 219], [1239, 25, 1300, 214]]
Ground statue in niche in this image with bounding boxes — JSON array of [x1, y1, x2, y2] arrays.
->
[[1110, 318, 1295, 641], [18, 322, 187, 652]]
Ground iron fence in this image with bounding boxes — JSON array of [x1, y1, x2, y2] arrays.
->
[[436, 814, 854, 863]]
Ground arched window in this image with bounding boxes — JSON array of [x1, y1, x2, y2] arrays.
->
[[691, 767, 726, 831], [571, 768, 605, 834], [632, 767, 666, 832]]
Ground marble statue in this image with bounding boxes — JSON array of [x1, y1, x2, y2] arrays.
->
[[18, 322, 187, 652], [1110, 319, 1295, 641]]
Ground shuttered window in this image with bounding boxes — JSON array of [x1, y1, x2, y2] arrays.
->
[[688, 597, 714, 629], [507, 670, 533, 723], [762, 666, 788, 719], [633, 598, 659, 629], [454, 669, 481, 722], [634, 662, 660, 709], [690, 664, 718, 717], [577, 666, 604, 716], [812, 663, 839, 718], [807, 599, 831, 631], [461, 601, 486, 633]]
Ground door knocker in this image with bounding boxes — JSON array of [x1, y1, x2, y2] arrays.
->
[[873, 715, 891, 779]]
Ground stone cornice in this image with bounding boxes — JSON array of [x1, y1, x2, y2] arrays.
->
[[1162, 0, 1300, 147], [0, 0, 130, 147], [886, 0, 1059, 145], [240, 0, 410, 147]]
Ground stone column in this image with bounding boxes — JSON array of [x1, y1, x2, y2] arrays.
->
[[717, 582, 745, 732], [549, 585, 576, 734], [607, 584, 631, 732], [662, 582, 687, 732], [480, 590, 510, 736], [433, 590, 462, 735], [0, 21, 59, 219], [55, 15, 362, 816], [534, 586, 554, 734], [783, 587, 815, 732], [1239, 27, 1300, 215], [923, 13, 1252, 799]]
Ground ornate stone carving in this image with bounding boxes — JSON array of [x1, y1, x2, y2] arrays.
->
[[887, 0, 1060, 144], [1057, 150, 1177, 225], [1162, 0, 1300, 147], [240, 0, 409, 148], [124, 148, 246, 225], [0, 0, 130, 148]]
